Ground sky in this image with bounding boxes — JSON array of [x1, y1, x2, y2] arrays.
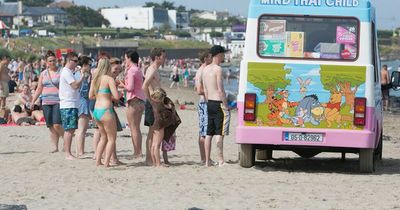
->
[[73, 0, 399, 30]]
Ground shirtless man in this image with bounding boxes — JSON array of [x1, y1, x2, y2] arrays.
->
[[381, 65, 390, 111], [202, 45, 230, 167], [194, 49, 212, 163], [142, 48, 166, 167]]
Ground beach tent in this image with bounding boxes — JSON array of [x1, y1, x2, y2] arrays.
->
[[0, 20, 10, 37]]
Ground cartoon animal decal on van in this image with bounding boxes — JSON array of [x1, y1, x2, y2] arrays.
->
[[246, 62, 366, 129], [297, 77, 312, 97], [293, 95, 324, 127]]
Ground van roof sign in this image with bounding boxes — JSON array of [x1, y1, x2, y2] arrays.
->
[[259, 0, 368, 8], [249, 0, 371, 21]]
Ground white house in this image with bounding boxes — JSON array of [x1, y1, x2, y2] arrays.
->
[[101, 7, 189, 31], [191, 11, 229, 21]]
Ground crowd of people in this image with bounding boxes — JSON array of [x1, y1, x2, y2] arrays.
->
[[0, 45, 231, 167]]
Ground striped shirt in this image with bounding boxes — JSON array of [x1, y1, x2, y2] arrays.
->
[[41, 69, 60, 105]]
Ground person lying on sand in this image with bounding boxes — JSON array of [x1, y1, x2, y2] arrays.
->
[[11, 105, 36, 126]]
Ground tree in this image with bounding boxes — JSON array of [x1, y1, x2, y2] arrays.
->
[[5, 0, 54, 6], [144, 1, 187, 11], [176, 5, 186, 12], [64, 6, 110, 27], [144, 2, 161, 8], [320, 65, 365, 109], [160, 1, 175, 10], [248, 63, 292, 101]]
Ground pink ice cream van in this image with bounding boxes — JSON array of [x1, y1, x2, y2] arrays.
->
[[236, 0, 400, 172]]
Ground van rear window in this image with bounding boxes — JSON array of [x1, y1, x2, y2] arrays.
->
[[258, 15, 359, 61]]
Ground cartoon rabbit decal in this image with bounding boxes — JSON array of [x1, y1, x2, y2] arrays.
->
[[297, 77, 312, 97]]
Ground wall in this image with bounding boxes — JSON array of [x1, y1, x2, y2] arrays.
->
[[101, 7, 152, 30], [83, 47, 208, 59]]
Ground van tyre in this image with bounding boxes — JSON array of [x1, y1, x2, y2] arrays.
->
[[240, 144, 255, 168], [256, 149, 273, 160], [375, 132, 383, 161], [360, 149, 375, 173]]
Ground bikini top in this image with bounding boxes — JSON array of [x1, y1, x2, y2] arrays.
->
[[97, 88, 111, 94]]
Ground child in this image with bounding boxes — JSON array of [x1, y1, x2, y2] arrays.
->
[[150, 88, 181, 165], [17, 84, 32, 108]]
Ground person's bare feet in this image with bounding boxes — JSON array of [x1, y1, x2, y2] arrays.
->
[[133, 153, 144, 159], [65, 154, 76, 160], [110, 160, 126, 166], [50, 149, 58, 153], [96, 161, 103, 167], [145, 160, 153, 166], [204, 159, 217, 167]]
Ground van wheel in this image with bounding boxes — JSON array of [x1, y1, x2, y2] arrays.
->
[[293, 150, 320, 158], [374, 132, 383, 161], [360, 149, 375, 173], [256, 149, 273, 160], [239, 144, 255, 168]]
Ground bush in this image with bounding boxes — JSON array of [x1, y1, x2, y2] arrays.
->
[[209, 31, 223, 38]]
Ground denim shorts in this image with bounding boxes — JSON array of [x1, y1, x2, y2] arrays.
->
[[42, 104, 62, 127]]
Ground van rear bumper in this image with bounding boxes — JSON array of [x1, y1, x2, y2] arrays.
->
[[236, 126, 376, 149]]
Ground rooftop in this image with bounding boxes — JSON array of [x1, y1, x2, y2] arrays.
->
[[0, 2, 18, 16]]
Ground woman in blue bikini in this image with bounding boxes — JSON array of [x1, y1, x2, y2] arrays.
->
[[89, 58, 120, 167]]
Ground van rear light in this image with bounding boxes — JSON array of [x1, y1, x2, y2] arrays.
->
[[354, 97, 366, 126], [244, 93, 257, 121]]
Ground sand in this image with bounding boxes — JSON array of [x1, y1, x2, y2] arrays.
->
[[1, 80, 400, 210]]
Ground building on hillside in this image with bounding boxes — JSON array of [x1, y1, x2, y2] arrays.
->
[[0, 2, 17, 27], [101, 7, 190, 31], [228, 38, 245, 59], [191, 11, 229, 21], [18, 7, 67, 26], [167, 10, 190, 30], [0, 2, 67, 27]]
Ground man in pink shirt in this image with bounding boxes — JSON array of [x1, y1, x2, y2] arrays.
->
[[124, 50, 146, 159]]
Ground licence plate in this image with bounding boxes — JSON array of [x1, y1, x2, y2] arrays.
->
[[284, 132, 324, 142]]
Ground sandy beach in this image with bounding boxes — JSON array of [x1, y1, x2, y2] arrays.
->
[[1, 79, 400, 210]]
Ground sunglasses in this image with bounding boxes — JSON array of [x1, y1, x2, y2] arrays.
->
[[47, 60, 56, 63]]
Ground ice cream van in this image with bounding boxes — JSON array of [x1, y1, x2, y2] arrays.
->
[[236, 0, 399, 172]]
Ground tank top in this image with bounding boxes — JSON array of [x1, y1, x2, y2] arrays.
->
[[41, 69, 60, 105]]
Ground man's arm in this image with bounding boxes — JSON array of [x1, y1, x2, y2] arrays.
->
[[216, 67, 228, 108], [194, 68, 204, 95], [64, 69, 85, 90], [142, 67, 156, 99], [386, 71, 390, 83]]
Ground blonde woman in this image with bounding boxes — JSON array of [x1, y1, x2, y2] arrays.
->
[[89, 58, 119, 167]]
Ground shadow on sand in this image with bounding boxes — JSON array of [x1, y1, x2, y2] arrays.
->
[[0, 151, 38, 155], [0, 204, 27, 210], [253, 157, 400, 175]]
